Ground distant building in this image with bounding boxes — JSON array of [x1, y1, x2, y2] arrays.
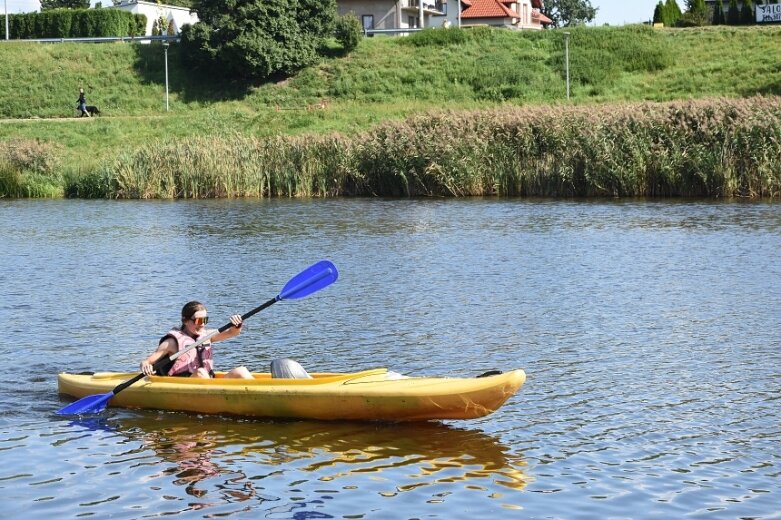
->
[[109, 0, 198, 36], [336, 0, 549, 33], [461, 0, 550, 30], [337, 0, 449, 32]]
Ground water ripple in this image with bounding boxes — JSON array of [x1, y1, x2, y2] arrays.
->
[[1, 199, 780, 518]]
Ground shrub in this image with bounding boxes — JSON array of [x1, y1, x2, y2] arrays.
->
[[334, 13, 362, 53]]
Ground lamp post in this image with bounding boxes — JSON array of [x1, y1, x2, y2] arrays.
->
[[5, 0, 9, 41], [563, 32, 570, 100], [163, 40, 169, 112]]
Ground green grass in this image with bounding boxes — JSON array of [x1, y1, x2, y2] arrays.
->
[[1, 24, 780, 197]]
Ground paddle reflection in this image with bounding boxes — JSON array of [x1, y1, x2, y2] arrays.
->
[[108, 413, 528, 514]]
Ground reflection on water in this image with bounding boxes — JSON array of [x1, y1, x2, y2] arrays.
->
[[60, 412, 527, 518]]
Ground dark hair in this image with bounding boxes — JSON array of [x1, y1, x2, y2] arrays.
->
[[181, 301, 206, 323]]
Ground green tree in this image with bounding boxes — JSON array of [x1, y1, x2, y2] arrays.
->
[[541, 0, 598, 27], [334, 13, 362, 53], [712, 0, 724, 24], [653, 1, 665, 23], [741, 0, 755, 24], [40, 0, 89, 9], [727, 0, 740, 24], [663, 0, 682, 26], [180, 0, 337, 80], [681, 0, 709, 24]]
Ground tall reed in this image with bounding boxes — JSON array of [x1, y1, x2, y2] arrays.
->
[[78, 96, 780, 199], [0, 139, 63, 198]]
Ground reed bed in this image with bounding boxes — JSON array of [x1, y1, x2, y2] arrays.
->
[[70, 96, 781, 199], [0, 139, 63, 198]]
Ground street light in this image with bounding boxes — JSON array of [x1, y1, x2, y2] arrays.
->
[[163, 40, 169, 112], [563, 32, 570, 100], [5, 0, 9, 41]]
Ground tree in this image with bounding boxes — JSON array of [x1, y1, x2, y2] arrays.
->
[[653, 1, 665, 24], [685, 0, 708, 16], [740, 0, 755, 24], [712, 0, 724, 24], [681, 0, 709, 25], [180, 0, 337, 80], [541, 0, 597, 27], [727, 0, 740, 24], [334, 13, 362, 53], [40, 0, 89, 9], [663, 0, 682, 26]]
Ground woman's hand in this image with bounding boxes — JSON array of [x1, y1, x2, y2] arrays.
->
[[230, 314, 243, 330], [140, 360, 154, 376]]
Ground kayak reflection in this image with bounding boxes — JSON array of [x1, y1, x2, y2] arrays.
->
[[112, 412, 529, 499]]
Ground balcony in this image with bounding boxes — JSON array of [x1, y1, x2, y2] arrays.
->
[[402, 0, 447, 15]]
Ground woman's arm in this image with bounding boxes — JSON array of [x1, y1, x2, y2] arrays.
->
[[140, 337, 177, 375], [211, 314, 244, 343]]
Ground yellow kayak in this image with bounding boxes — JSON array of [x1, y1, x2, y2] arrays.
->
[[58, 368, 526, 421]]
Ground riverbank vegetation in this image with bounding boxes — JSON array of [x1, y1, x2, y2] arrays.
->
[[1, 24, 781, 198]]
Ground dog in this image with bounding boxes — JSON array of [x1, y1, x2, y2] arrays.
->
[[80, 105, 100, 117]]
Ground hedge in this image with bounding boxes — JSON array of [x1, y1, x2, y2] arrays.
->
[[0, 9, 147, 39]]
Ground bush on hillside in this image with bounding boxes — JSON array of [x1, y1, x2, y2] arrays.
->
[[334, 13, 362, 53], [181, 0, 337, 80]]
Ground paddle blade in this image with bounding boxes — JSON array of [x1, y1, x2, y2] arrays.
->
[[56, 392, 113, 415], [278, 260, 338, 301]]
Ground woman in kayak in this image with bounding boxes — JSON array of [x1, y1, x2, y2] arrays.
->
[[140, 301, 253, 379]]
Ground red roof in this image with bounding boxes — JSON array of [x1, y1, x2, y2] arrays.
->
[[462, 0, 520, 18], [532, 10, 552, 23]]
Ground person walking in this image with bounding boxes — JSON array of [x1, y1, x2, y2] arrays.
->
[[77, 87, 90, 117]]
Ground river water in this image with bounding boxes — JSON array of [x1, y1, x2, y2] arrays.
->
[[0, 198, 779, 519]]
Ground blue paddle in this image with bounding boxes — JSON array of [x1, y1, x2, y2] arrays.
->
[[56, 260, 338, 416]]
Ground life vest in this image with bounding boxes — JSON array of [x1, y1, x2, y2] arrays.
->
[[162, 328, 214, 376]]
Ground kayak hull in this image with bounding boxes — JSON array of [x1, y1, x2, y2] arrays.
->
[[57, 368, 526, 421]]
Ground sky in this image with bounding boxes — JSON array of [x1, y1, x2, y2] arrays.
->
[[592, 0, 661, 26], [6, 0, 662, 26]]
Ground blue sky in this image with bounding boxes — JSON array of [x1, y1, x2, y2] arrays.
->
[[6, 0, 663, 26], [592, 0, 660, 26]]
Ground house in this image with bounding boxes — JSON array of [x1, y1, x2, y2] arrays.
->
[[109, 0, 198, 36], [336, 0, 449, 32], [336, 0, 549, 32], [461, 0, 551, 30]]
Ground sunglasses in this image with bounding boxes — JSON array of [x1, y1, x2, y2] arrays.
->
[[190, 316, 209, 325]]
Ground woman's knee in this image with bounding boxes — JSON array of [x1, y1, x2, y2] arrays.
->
[[227, 366, 253, 379], [192, 368, 211, 379]]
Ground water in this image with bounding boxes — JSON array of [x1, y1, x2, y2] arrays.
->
[[1, 198, 779, 519]]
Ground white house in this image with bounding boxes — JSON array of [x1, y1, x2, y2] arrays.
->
[[109, 0, 198, 36]]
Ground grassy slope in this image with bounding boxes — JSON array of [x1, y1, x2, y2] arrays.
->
[[1, 25, 780, 172]]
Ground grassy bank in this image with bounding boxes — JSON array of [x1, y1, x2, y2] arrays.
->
[[1, 24, 781, 198]]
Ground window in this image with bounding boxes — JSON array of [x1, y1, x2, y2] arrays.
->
[[408, 15, 419, 28], [362, 15, 374, 30]]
